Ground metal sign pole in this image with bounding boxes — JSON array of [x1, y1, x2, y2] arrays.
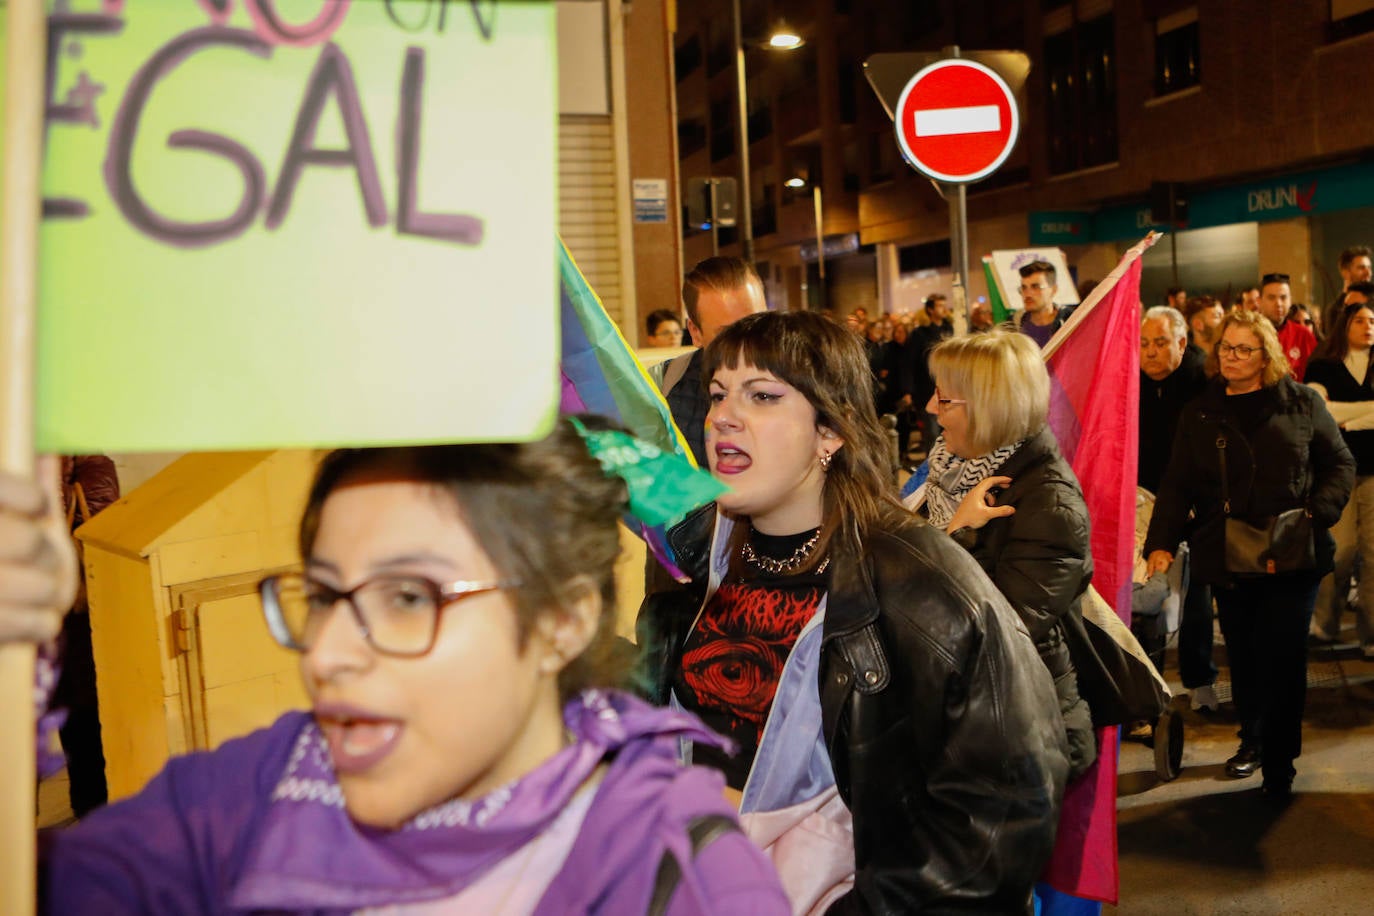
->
[[870, 45, 1027, 327], [731, 0, 754, 263], [948, 182, 969, 320], [942, 46, 970, 320]]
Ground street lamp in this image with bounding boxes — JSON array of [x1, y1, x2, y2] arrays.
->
[[786, 174, 826, 305], [731, 1, 802, 264]]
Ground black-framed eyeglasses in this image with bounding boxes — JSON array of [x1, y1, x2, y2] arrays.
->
[[259, 572, 520, 657], [1217, 342, 1261, 358]]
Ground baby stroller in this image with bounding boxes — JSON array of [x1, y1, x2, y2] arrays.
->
[[1128, 486, 1186, 781]]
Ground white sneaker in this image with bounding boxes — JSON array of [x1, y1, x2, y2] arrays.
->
[[1190, 685, 1220, 712]]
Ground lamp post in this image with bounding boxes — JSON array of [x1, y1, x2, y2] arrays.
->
[[731, 0, 753, 264], [787, 175, 825, 308], [731, 2, 801, 265]]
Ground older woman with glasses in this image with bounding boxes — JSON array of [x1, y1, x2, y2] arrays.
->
[[1145, 309, 1353, 797], [16, 418, 789, 913], [902, 330, 1097, 782]]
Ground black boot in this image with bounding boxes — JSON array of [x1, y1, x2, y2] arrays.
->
[[1225, 743, 1262, 779]]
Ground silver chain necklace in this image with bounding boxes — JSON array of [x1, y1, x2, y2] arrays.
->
[[741, 528, 825, 574]]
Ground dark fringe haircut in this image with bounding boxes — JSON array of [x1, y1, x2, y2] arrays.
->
[[701, 310, 905, 570]]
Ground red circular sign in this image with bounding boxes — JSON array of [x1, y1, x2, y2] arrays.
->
[[894, 59, 1019, 184]]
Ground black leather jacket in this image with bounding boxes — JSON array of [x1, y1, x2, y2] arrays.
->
[[640, 506, 1069, 914], [1144, 376, 1354, 587], [949, 427, 1096, 776]]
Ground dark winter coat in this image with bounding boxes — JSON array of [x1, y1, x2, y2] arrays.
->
[[1138, 351, 1208, 494], [948, 426, 1097, 778], [1144, 376, 1355, 587]]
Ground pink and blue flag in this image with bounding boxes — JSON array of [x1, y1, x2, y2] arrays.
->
[[1038, 233, 1159, 909]]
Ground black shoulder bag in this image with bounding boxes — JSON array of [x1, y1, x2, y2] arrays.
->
[[1217, 433, 1315, 575]]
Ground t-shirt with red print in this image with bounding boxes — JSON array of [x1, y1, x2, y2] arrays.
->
[[673, 528, 827, 790]]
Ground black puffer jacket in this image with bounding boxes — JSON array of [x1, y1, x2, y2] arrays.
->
[[641, 506, 1069, 914], [948, 426, 1097, 777], [1144, 376, 1355, 586]]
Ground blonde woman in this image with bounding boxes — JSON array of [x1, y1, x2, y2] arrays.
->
[[902, 330, 1097, 780], [1145, 309, 1353, 796]]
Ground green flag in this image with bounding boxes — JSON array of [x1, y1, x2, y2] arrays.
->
[[983, 256, 1012, 324]]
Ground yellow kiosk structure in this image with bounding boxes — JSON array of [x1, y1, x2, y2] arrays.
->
[[76, 451, 317, 800]]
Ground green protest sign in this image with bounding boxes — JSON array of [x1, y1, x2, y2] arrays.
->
[[5, 0, 557, 451]]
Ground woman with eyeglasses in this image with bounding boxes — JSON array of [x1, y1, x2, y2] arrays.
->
[[1145, 309, 1354, 797], [901, 330, 1098, 783], [16, 418, 789, 913], [1304, 286, 1374, 655], [639, 311, 1068, 913]]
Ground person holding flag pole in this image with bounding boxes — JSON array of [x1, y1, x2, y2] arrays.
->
[[2, 0, 54, 911]]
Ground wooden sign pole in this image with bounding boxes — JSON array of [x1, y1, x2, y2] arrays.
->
[[0, 0, 47, 911]]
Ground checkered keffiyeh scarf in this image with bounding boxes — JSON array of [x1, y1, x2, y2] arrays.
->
[[922, 437, 1020, 530]]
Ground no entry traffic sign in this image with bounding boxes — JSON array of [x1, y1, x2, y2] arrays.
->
[[894, 58, 1020, 184]]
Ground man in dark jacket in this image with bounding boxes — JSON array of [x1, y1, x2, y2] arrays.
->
[[1016, 260, 1076, 348], [899, 294, 953, 458], [1138, 307, 1216, 709], [650, 257, 767, 466]]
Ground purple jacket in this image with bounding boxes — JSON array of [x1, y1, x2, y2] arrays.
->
[[42, 691, 788, 914]]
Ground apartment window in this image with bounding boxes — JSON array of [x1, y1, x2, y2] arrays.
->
[[868, 132, 899, 185], [675, 36, 702, 81], [746, 96, 772, 144], [753, 184, 777, 238], [678, 117, 707, 158], [838, 59, 857, 125], [988, 0, 1027, 48], [899, 239, 952, 274], [1045, 13, 1118, 175], [710, 97, 735, 162], [706, 18, 732, 76], [843, 141, 862, 193], [741, 0, 768, 42], [1331, 0, 1374, 41], [1154, 9, 1200, 96]]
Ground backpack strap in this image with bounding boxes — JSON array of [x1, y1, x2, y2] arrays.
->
[[645, 814, 742, 916]]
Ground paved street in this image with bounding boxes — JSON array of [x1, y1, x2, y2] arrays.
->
[[1112, 632, 1374, 914]]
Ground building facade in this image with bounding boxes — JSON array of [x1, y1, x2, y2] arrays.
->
[[672, 0, 1374, 316]]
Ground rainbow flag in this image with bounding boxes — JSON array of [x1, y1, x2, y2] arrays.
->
[[558, 240, 691, 458], [557, 239, 696, 579], [1037, 233, 1158, 909]]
